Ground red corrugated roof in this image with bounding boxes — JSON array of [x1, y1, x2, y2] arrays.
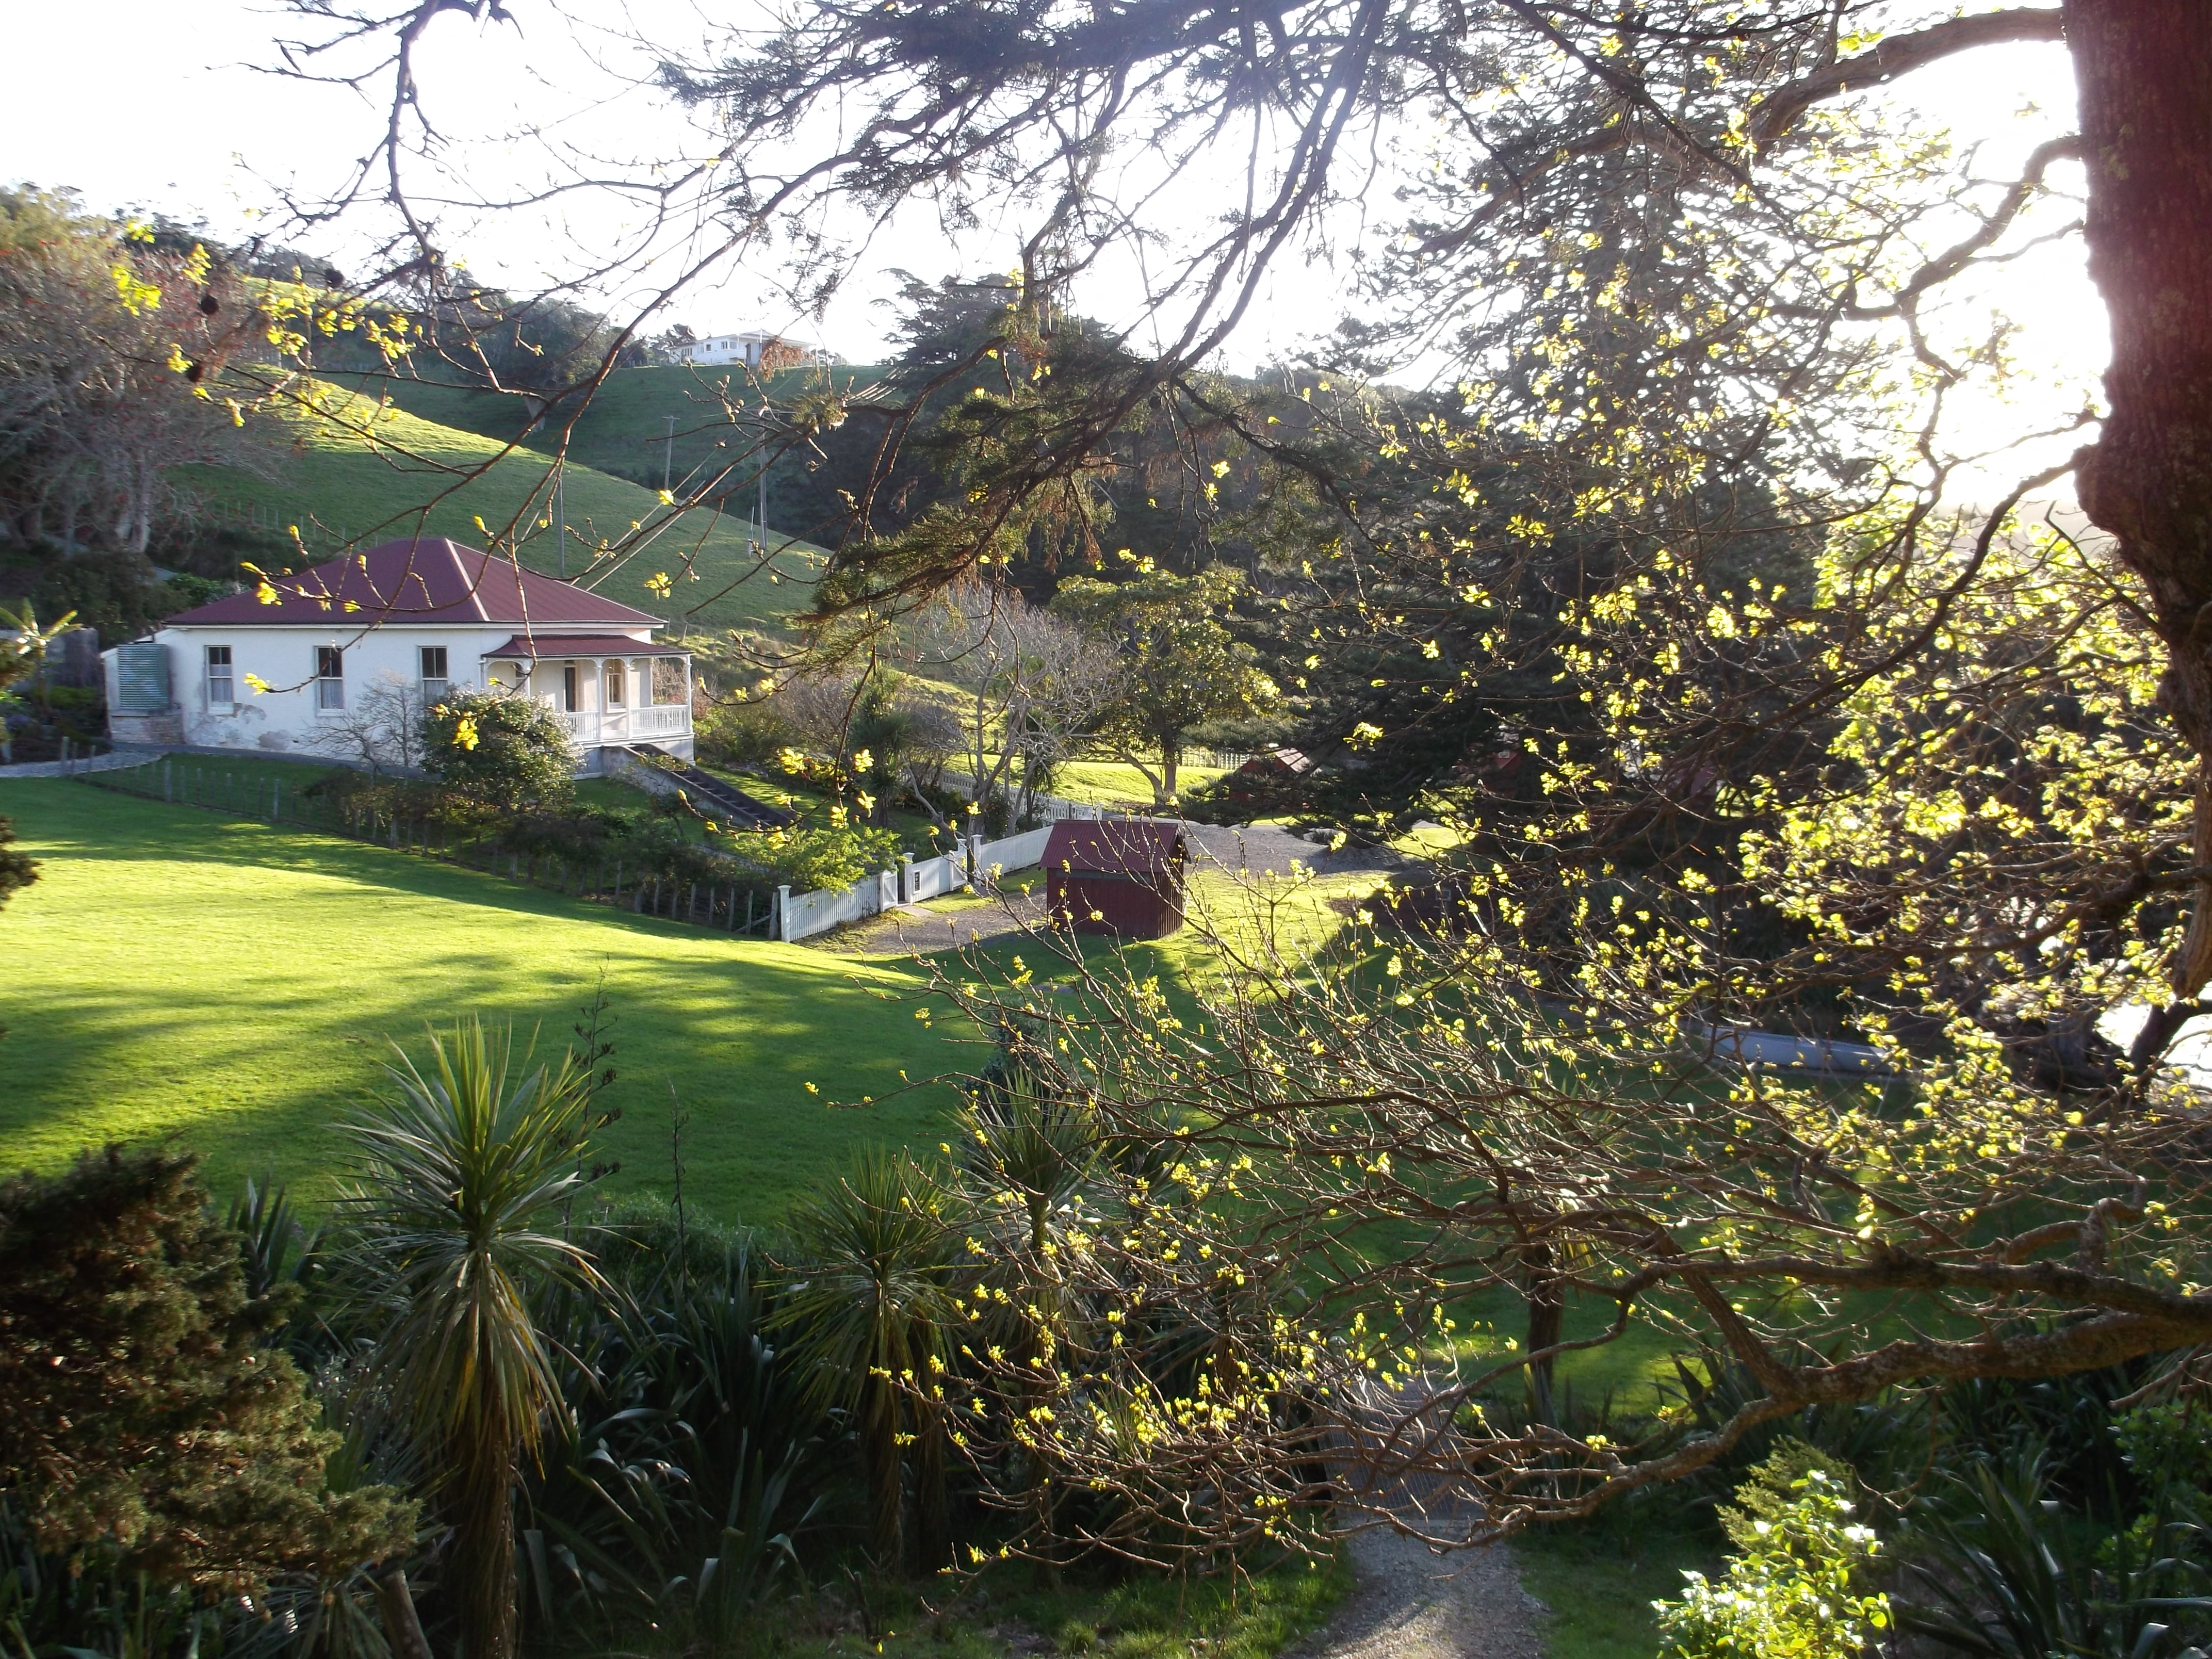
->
[[482, 634, 685, 659], [1043, 819, 1188, 875], [161, 539, 665, 629]]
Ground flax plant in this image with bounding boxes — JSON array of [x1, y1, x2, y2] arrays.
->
[[342, 1018, 608, 1659], [775, 1151, 959, 1573]]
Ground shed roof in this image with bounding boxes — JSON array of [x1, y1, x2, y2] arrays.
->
[[1043, 819, 1188, 875], [161, 539, 665, 630], [1237, 747, 1314, 776], [482, 634, 685, 660]]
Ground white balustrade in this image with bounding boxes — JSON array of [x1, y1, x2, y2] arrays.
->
[[550, 705, 691, 746]]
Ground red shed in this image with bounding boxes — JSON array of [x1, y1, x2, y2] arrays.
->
[[1227, 746, 1316, 806], [1045, 819, 1189, 938]]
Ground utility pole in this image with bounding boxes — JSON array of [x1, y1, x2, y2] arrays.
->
[[663, 415, 676, 494], [555, 462, 566, 579]]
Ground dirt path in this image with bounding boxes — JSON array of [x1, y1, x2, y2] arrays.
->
[[1297, 1379, 1549, 1659], [817, 890, 1050, 956], [1300, 1525, 1547, 1659]]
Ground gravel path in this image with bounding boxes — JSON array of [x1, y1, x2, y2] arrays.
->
[[1300, 1525, 1547, 1659], [1295, 1379, 1548, 1659]]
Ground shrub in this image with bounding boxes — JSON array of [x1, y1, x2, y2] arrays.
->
[[727, 823, 903, 892], [0, 814, 34, 913], [695, 697, 801, 768], [1893, 1450, 2212, 1659], [422, 688, 575, 810], [0, 1145, 415, 1590], [1653, 1449, 1889, 1659]]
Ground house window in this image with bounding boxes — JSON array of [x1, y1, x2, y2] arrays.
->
[[604, 661, 625, 707], [419, 645, 449, 703], [562, 664, 578, 712], [316, 646, 345, 711], [205, 645, 234, 707]]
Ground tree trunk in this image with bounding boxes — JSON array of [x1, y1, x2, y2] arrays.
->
[[1521, 1241, 1564, 1426], [373, 1568, 435, 1659], [2067, 0, 2212, 993], [863, 1380, 905, 1571], [450, 1435, 519, 1659]]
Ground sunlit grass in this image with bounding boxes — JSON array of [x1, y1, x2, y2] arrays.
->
[[0, 778, 963, 1220]]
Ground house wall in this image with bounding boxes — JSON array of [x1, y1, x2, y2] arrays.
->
[[148, 624, 507, 753], [115, 625, 688, 768]]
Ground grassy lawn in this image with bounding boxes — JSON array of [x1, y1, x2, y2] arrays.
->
[[1051, 760, 1229, 810], [0, 778, 967, 1223], [1514, 1518, 1714, 1659], [181, 381, 829, 637]]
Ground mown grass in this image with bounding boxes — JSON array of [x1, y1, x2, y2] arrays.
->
[[1051, 760, 1230, 809], [180, 381, 829, 636], [1513, 1520, 1715, 1659], [0, 777, 966, 1221]]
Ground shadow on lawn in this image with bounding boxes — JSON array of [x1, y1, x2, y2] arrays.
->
[[0, 782, 964, 1221]]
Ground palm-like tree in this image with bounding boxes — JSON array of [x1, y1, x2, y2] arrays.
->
[[343, 1018, 605, 1659], [776, 1151, 958, 1573]]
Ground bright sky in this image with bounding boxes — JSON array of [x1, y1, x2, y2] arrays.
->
[[1, 1, 2104, 494]]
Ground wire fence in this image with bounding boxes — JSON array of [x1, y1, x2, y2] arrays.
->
[[76, 756, 780, 937]]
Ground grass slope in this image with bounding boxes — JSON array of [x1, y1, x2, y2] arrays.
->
[[182, 382, 831, 637], [0, 779, 962, 1222], [366, 363, 890, 493]]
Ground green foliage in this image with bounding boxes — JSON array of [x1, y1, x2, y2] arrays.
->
[[1050, 566, 1277, 801], [776, 1150, 961, 1572], [340, 1018, 611, 1659], [697, 695, 803, 768], [0, 814, 35, 914], [0, 1145, 415, 1592], [421, 688, 577, 811], [1893, 1452, 2212, 1659], [524, 1208, 835, 1647], [1653, 1454, 1888, 1659], [2116, 1402, 2212, 1506], [733, 821, 904, 892]]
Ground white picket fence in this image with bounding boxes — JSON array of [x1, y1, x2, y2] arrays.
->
[[776, 823, 1072, 944]]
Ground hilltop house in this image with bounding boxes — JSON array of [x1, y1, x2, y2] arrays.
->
[[105, 537, 694, 773], [672, 330, 834, 372]]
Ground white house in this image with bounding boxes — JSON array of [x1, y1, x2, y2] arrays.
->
[[106, 536, 695, 773], [672, 330, 834, 371]]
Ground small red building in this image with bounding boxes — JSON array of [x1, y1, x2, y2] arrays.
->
[[1226, 747, 1316, 805], [1045, 819, 1189, 938]]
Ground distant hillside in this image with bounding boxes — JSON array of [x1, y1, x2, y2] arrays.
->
[[356, 363, 908, 551], [367, 363, 883, 482], [180, 382, 831, 637]]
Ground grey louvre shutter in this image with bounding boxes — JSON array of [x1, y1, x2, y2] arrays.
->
[[114, 642, 172, 715]]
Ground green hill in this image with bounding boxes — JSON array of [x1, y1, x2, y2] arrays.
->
[[366, 363, 892, 496], [0, 776, 957, 1219], [180, 381, 832, 637]]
